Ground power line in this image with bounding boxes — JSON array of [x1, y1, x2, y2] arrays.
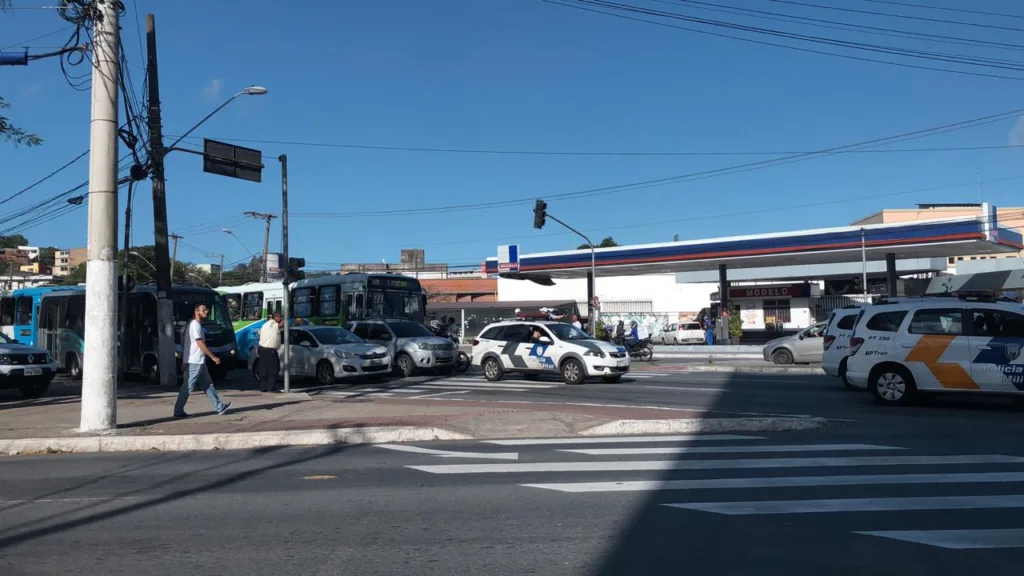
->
[[0, 149, 89, 206], [291, 107, 1024, 218], [181, 135, 1024, 157], [547, 0, 1024, 81], [771, 0, 1024, 34], [0, 25, 75, 50], [860, 0, 1024, 21]]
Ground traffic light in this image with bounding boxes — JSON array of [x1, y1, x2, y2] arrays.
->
[[533, 199, 547, 229], [285, 257, 305, 283]]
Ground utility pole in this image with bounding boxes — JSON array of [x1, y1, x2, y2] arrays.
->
[[169, 233, 182, 281], [80, 0, 120, 432], [146, 13, 176, 388], [244, 211, 277, 282], [205, 252, 225, 286], [279, 155, 291, 394]]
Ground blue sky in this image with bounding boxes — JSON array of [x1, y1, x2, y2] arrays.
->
[[3, 0, 1024, 274]]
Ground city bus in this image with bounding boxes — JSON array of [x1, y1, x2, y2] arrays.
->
[[216, 282, 284, 364], [0, 286, 81, 345], [290, 273, 426, 326], [37, 283, 237, 382]]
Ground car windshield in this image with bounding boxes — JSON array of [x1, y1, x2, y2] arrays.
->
[[0, 332, 14, 345], [310, 327, 364, 345], [171, 291, 233, 334], [387, 321, 432, 338], [548, 323, 594, 341]]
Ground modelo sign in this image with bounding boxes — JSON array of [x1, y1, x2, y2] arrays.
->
[[730, 283, 811, 299]]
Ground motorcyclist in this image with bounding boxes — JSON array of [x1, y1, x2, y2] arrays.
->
[[445, 317, 460, 341]]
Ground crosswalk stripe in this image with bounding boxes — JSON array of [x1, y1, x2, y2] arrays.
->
[[321, 391, 395, 397], [407, 454, 1024, 475], [559, 444, 903, 456], [522, 471, 1024, 493], [483, 434, 765, 446], [854, 529, 1024, 550], [411, 384, 531, 392], [666, 494, 1024, 515], [428, 379, 557, 389]]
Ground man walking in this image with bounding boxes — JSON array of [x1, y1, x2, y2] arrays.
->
[[174, 303, 230, 418], [257, 311, 283, 392]]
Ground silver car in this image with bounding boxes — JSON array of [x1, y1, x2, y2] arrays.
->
[[762, 321, 827, 365], [249, 326, 391, 385], [0, 332, 57, 398], [345, 319, 457, 377]]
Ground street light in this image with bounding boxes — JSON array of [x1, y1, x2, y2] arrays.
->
[[166, 86, 268, 152], [129, 251, 157, 271], [188, 273, 214, 289], [221, 228, 254, 255]]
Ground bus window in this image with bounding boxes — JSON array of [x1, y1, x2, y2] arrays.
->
[[225, 294, 242, 322], [354, 293, 364, 319], [15, 296, 32, 325], [0, 297, 13, 325], [267, 299, 282, 317], [318, 285, 339, 317], [344, 293, 354, 317], [293, 287, 315, 318], [242, 292, 263, 321]]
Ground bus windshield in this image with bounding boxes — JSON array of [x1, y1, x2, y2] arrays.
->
[[369, 289, 424, 323], [172, 291, 233, 334]]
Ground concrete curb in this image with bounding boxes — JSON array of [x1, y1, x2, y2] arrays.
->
[[582, 416, 830, 435], [661, 365, 824, 374], [0, 427, 472, 456]]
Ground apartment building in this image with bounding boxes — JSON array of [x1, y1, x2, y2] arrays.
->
[[53, 247, 87, 277]]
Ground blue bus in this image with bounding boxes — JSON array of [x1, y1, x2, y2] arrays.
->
[[0, 286, 81, 346]]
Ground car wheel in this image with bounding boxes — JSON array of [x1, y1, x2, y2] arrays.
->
[[482, 357, 504, 382], [561, 358, 586, 385], [771, 349, 794, 365], [18, 380, 50, 398], [870, 365, 917, 406], [66, 353, 82, 380], [316, 360, 335, 385], [396, 354, 416, 378], [602, 375, 623, 383]]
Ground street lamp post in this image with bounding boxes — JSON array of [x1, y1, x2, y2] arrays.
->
[[222, 228, 257, 281]]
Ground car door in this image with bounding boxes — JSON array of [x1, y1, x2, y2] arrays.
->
[[793, 322, 826, 363], [967, 306, 1024, 393], [517, 324, 559, 372], [495, 324, 531, 370], [902, 306, 972, 392], [288, 329, 314, 376]]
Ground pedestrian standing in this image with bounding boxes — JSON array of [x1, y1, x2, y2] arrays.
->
[[256, 311, 283, 392], [703, 315, 715, 346], [173, 303, 231, 418]]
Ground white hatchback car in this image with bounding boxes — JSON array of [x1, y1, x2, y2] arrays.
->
[[845, 297, 1024, 406], [652, 322, 705, 345], [472, 320, 630, 385]]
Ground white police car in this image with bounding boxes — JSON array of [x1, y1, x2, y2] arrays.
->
[[471, 320, 630, 385], [844, 296, 1024, 406]]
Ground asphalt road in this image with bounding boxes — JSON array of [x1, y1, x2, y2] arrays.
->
[[2, 425, 1023, 575]]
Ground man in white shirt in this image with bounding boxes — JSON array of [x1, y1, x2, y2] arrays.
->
[[256, 312, 283, 392], [571, 314, 583, 330], [173, 303, 230, 418]]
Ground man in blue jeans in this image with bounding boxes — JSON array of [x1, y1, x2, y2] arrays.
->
[[174, 302, 231, 418]]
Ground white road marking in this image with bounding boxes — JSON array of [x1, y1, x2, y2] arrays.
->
[[321, 391, 395, 398], [0, 496, 141, 505], [854, 529, 1024, 550], [429, 379, 557, 389], [559, 444, 902, 456], [376, 444, 518, 460], [522, 471, 1024, 493], [410, 390, 470, 399], [411, 384, 531, 392], [666, 494, 1024, 515], [483, 434, 764, 446], [407, 454, 1024, 475]]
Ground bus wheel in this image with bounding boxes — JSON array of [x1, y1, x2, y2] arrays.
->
[[66, 353, 82, 380], [145, 359, 160, 385]]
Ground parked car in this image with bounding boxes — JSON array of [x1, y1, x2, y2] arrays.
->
[[822, 306, 867, 389], [0, 331, 57, 398], [345, 318, 456, 377], [472, 319, 629, 384], [762, 321, 827, 365], [248, 325, 390, 385], [652, 322, 705, 345]]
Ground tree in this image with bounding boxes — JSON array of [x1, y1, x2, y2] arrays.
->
[[61, 263, 86, 285], [577, 236, 619, 250], [0, 234, 29, 249], [0, 97, 42, 147]]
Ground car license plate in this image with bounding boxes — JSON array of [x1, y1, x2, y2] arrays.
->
[[616, 360, 628, 368], [24, 367, 42, 376], [367, 359, 382, 366]]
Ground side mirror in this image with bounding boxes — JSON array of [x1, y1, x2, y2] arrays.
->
[[538, 336, 552, 344], [798, 334, 805, 340], [299, 341, 311, 348]]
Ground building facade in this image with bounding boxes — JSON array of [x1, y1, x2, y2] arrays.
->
[[53, 247, 87, 277]]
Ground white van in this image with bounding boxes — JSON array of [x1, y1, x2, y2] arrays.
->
[[822, 306, 867, 389]]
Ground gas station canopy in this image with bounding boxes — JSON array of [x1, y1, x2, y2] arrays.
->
[[485, 211, 1023, 280]]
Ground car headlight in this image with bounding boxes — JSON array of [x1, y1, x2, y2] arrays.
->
[[0, 355, 10, 365], [584, 350, 606, 358], [229, 348, 236, 356], [334, 349, 358, 359], [417, 342, 430, 350]]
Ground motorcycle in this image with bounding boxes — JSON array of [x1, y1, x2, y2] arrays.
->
[[430, 325, 471, 373], [619, 337, 654, 362]]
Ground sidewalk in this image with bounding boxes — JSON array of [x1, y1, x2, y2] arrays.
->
[[0, 379, 828, 455], [637, 362, 825, 374]]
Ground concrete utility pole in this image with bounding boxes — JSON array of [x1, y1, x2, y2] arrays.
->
[[244, 211, 277, 282], [279, 155, 291, 394], [80, 0, 121, 432], [169, 233, 182, 281], [146, 13, 177, 388], [205, 252, 225, 286]]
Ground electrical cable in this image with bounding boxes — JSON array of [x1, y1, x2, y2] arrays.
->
[[770, 0, 1024, 34], [860, 0, 1024, 21], [0, 149, 89, 206]]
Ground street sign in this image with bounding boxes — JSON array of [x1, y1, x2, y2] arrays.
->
[[202, 139, 264, 183], [497, 244, 520, 272]]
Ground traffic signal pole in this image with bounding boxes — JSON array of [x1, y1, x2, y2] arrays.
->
[[533, 200, 599, 330], [279, 154, 290, 394]]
